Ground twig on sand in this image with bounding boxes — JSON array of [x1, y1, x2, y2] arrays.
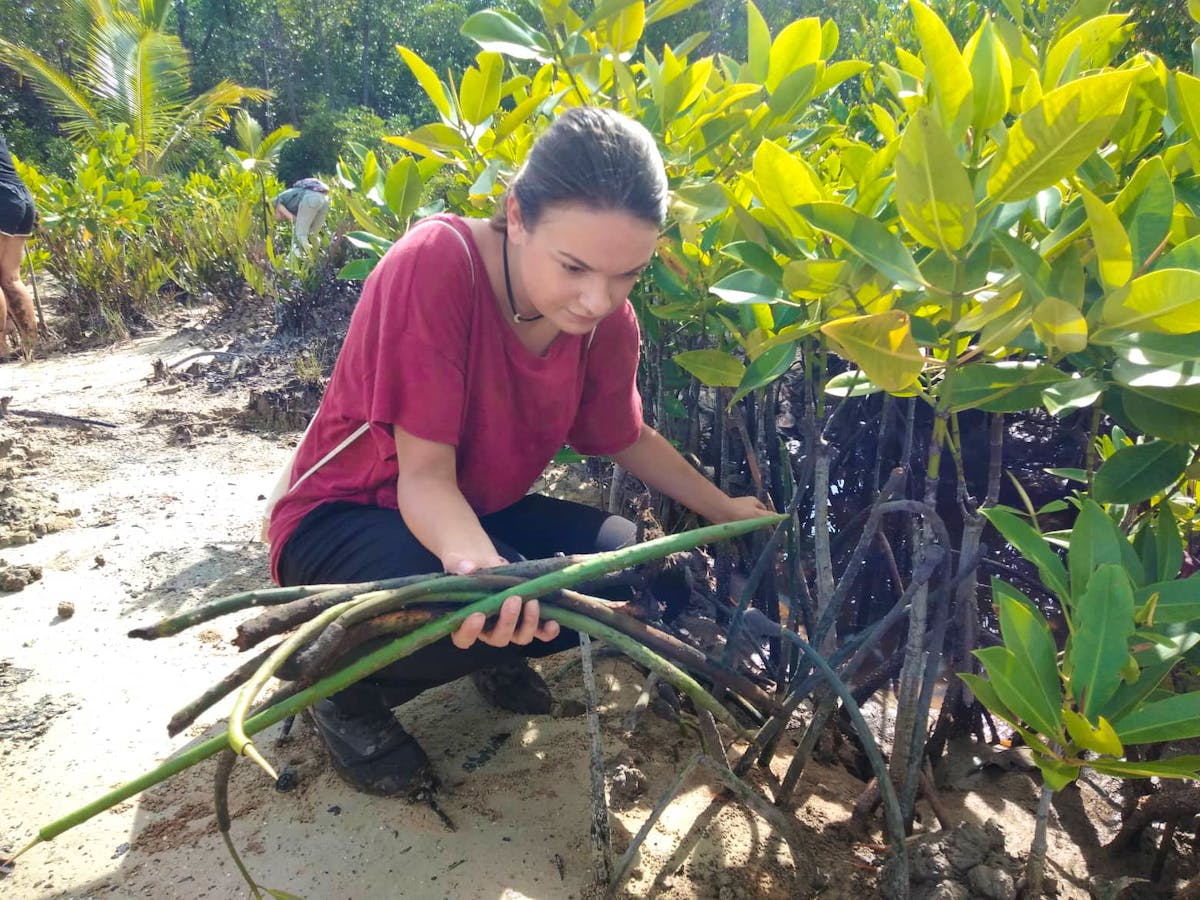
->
[[0, 397, 115, 429], [581, 632, 614, 886]]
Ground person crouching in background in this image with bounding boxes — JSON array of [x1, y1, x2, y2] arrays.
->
[[273, 177, 332, 255]]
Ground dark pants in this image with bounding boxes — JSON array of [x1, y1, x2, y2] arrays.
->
[[277, 495, 636, 716]]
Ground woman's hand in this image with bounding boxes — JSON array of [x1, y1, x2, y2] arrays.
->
[[451, 594, 561, 650], [711, 494, 773, 523]]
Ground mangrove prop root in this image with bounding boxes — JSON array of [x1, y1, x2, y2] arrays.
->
[[129, 584, 348, 639], [15, 514, 782, 853], [229, 601, 357, 779], [553, 589, 782, 718], [292, 607, 442, 682], [231, 557, 589, 650], [541, 606, 744, 736], [168, 643, 281, 737]]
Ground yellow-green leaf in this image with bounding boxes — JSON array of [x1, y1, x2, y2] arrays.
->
[[910, 0, 973, 139], [751, 139, 821, 231], [1064, 709, 1123, 756], [987, 70, 1138, 203], [597, 0, 645, 54], [964, 17, 1013, 132], [797, 202, 925, 290], [1043, 14, 1132, 90], [459, 52, 504, 127], [745, 0, 770, 84], [1097, 268, 1200, 338], [673, 349, 744, 387], [895, 106, 976, 254], [1032, 297, 1088, 354], [397, 45, 451, 120], [766, 18, 821, 92], [820, 310, 925, 392], [1080, 188, 1132, 291]]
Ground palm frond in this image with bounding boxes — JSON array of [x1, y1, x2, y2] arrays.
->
[[155, 82, 271, 172], [257, 124, 300, 163], [0, 39, 102, 140], [233, 109, 264, 155]]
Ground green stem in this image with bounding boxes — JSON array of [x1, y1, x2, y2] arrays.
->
[[228, 600, 357, 779], [541, 607, 744, 735], [13, 514, 783, 852]]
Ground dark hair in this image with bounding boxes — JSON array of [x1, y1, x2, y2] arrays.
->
[[492, 107, 667, 231]]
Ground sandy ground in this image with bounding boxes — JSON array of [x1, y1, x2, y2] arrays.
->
[[0, 328, 1161, 900]]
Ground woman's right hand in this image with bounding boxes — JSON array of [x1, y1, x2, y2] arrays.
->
[[451, 594, 561, 650]]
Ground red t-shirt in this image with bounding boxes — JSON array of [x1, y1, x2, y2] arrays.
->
[[267, 214, 644, 582]]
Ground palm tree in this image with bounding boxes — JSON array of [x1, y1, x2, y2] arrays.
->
[[0, 0, 269, 174], [225, 109, 299, 235]]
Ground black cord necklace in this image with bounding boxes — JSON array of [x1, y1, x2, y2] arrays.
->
[[503, 231, 543, 323]]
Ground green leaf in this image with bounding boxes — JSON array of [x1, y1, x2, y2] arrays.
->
[[820, 311, 925, 392], [396, 46, 451, 120], [1080, 188, 1132, 291], [1069, 500, 1141, 598], [1134, 575, 1200, 625], [1119, 384, 1200, 443], [987, 70, 1137, 202], [732, 341, 796, 404], [824, 370, 884, 397], [337, 258, 378, 281], [644, 0, 701, 25], [975, 642, 1061, 741], [1150, 507, 1184, 584], [1114, 694, 1200, 744], [981, 507, 1069, 599], [1035, 757, 1078, 791], [994, 581, 1065, 738], [910, 0, 973, 139], [943, 362, 1070, 413], [460, 10, 553, 61], [958, 672, 1018, 724], [1093, 441, 1191, 504], [1069, 564, 1135, 718], [1042, 375, 1102, 417], [672, 182, 730, 224], [964, 17, 1012, 132], [1096, 269, 1200, 339], [672, 349, 744, 387], [383, 158, 423, 221], [1089, 756, 1200, 780], [710, 269, 787, 305], [1111, 331, 1200, 373], [895, 107, 976, 254], [796, 203, 925, 290]]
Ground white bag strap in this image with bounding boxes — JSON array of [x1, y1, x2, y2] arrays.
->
[[260, 217, 475, 542]]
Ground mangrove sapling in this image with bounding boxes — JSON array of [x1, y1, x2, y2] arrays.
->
[[4, 514, 782, 869]]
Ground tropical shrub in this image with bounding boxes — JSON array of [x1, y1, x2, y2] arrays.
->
[[328, 1, 1200, 858]]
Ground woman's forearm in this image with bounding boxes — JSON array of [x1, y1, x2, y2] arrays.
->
[[395, 472, 502, 570], [611, 425, 749, 523]]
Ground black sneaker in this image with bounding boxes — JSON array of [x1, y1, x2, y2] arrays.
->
[[470, 661, 553, 714], [307, 699, 437, 798]]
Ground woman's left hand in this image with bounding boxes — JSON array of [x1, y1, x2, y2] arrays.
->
[[712, 494, 773, 523], [451, 594, 560, 650]]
